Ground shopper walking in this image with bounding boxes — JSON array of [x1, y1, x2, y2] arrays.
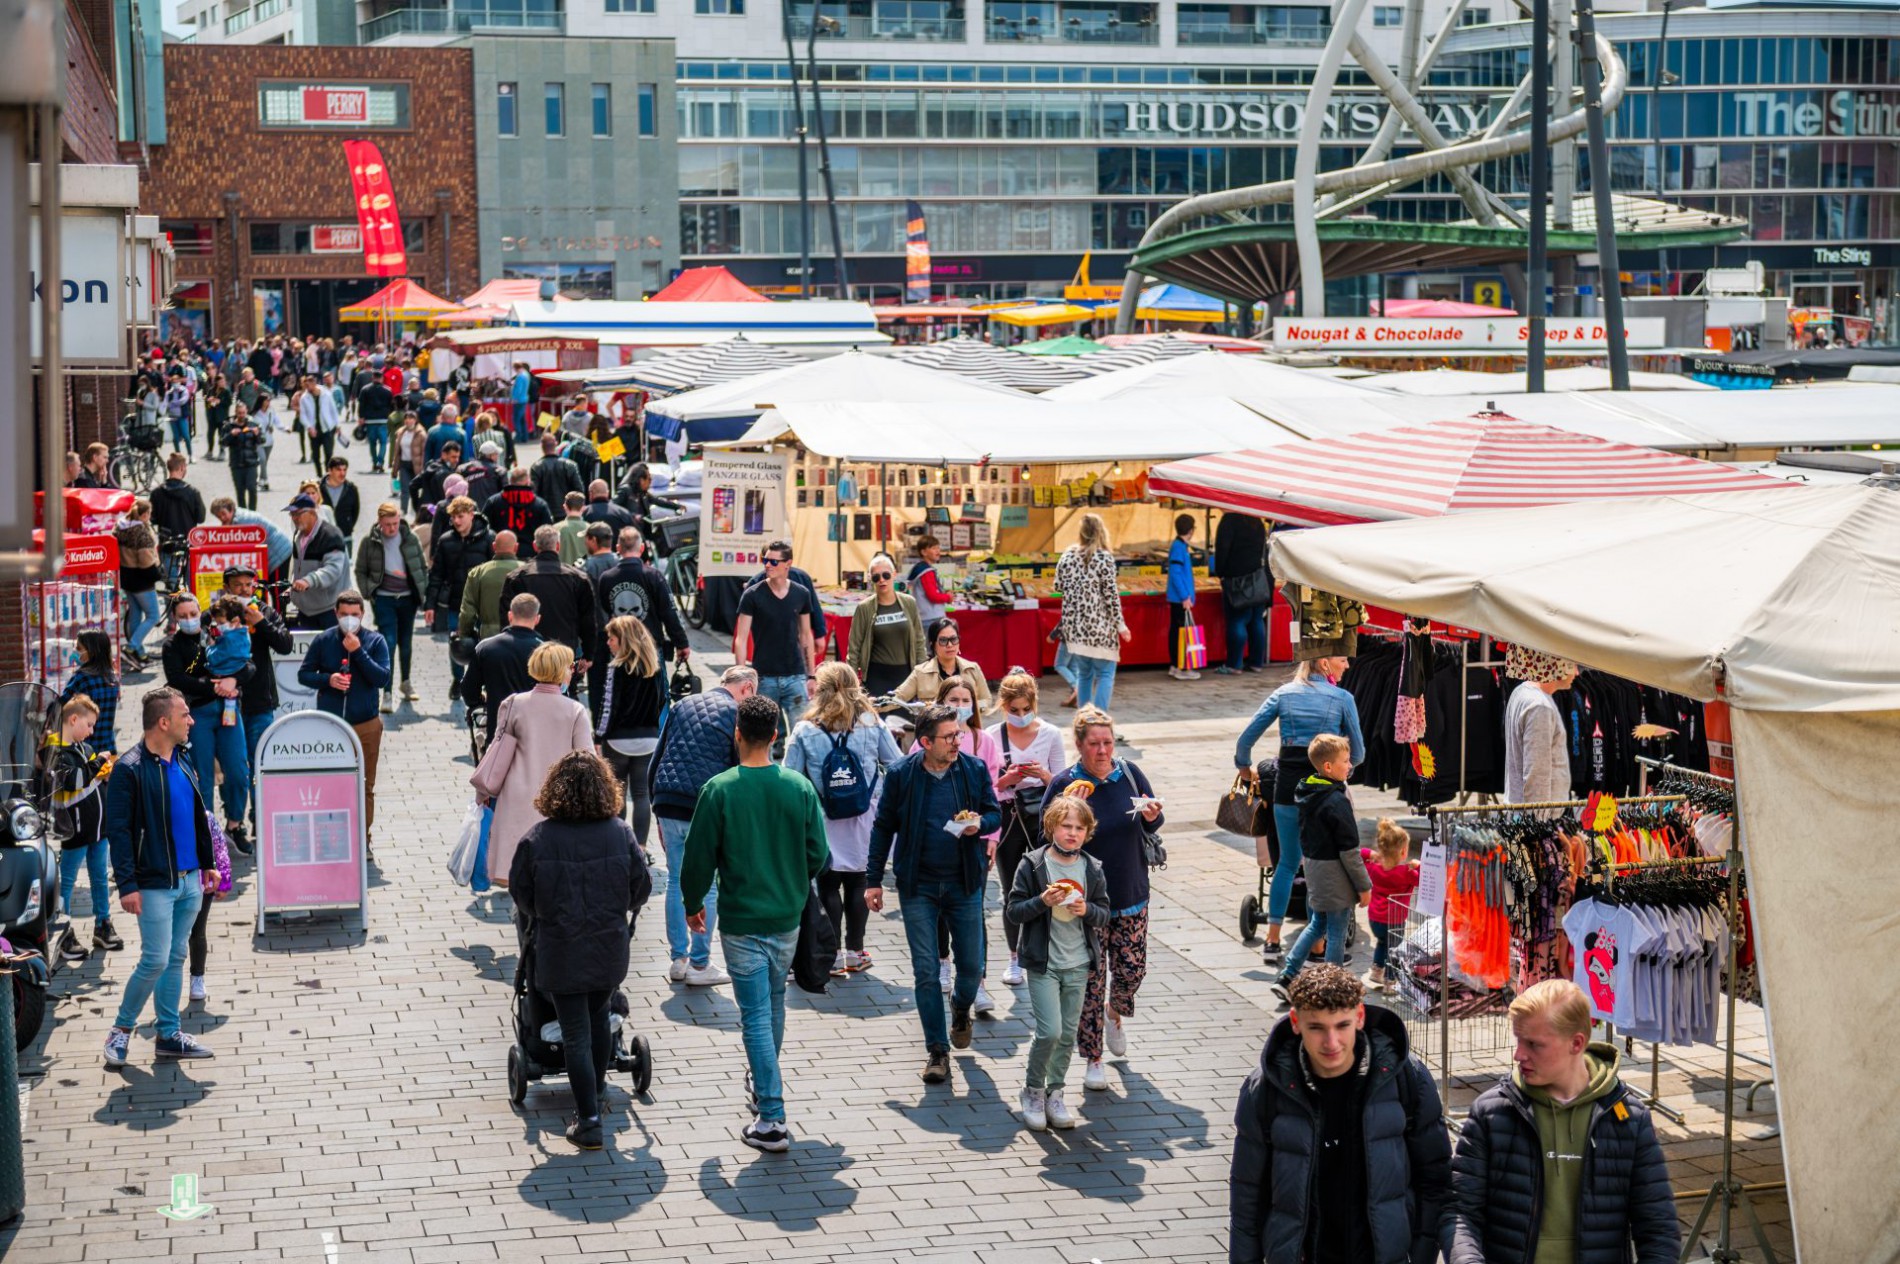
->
[[473, 642, 593, 889], [732, 539, 818, 750], [1165, 513, 1202, 682], [222, 404, 266, 511], [501, 525, 598, 674], [865, 703, 1002, 1087], [356, 361, 396, 474], [423, 496, 494, 655], [1270, 735, 1371, 1004], [483, 467, 554, 540], [45, 695, 118, 963], [220, 564, 290, 852], [1004, 795, 1109, 1132], [463, 593, 545, 740], [392, 412, 427, 514], [845, 554, 925, 697], [321, 457, 362, 543], [649, 666, 758, 987], [1053, 514, 1129, 712], [680, 695, 831, 1153], [57, 631, 122, 766], [150, 454, 207, 543], [1043, 707, 1161, 1093], [457, 529, 523, 648], [904, 535, 953, 630], [935, 677, 1000, 1014], [1230, 964, 1450, 1264], [201, 373, 230, 461], [1235, 655, 1363, 964], [508, 750, 653, 1151], [355, 503, 428, 711], [784, 662, 901, 975], [114, 511, 162, 670], [286, 493, 351, 631], [1212, 511, 1270, 675], [594, 615, 666, 847], [160, 595, 251, 847], [1363, 819, 1419, 991], [893, 616, 992, 712], [989, 669, 1066, 987], [592, 526, 689, 719], [101, 688, 220, 1067], [296, 591, 392, 847]]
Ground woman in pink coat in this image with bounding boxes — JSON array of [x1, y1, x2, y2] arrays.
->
[[474, 641, 595, 886]]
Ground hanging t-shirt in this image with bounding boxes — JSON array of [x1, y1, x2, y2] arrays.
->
[[1562, 898, 1638, 1027]]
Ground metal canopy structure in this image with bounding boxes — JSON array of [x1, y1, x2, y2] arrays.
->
[[1128, 197, 1748, 308]]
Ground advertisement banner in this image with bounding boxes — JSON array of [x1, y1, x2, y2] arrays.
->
[[29, 212, 131, 368], [187, 525, 270, 608], [253, 710, 368, 932], [310, 225, 362, 255], [904, 200, 931, 304], [303, 86, 369, 124], [1269, 316, 1668, 351], [341, 139, 407, 277], [698, 450, 792, 578]]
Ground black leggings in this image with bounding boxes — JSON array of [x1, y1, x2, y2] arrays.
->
[[993, 822, 1033, 953], [189, 890, 213, 977], [817, 869, 868, 953], [602, 750, 653, 848], [550, 988, 612, 1121]]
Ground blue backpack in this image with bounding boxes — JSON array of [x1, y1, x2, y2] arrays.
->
[[817, 731, 874, 820]]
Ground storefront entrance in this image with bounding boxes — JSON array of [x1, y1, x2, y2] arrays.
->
[[290, 277, 388, 341]]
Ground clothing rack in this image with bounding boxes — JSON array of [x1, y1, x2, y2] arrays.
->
[[1416, 795, 1689, 1110], [1635, 757, 1783, 1264]]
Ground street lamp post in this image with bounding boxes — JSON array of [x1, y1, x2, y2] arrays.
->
[[1527, 0, 1550, 391], [781, 0, 813, 297], [806, 10, 852, 298]]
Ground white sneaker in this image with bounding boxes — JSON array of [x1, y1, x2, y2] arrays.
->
[[1044, 1090, 1077, 1129], [939, 958, 952, 993], [1106, 1013, 1128, 1058], [1001, 956, 1026, 986], [189, 975, 207, 1002], [1019, 1087, 1048, 1132], [380, 689, 395, 714], [830, 951, 850, 977], [1084, 1059, 1109, 1092], [974, 984, 996, 1015], [668, 957, 689, 982], [1177, 668, 1202, 681], [843, 949, 868, 972], [683, 963, 730, 987]]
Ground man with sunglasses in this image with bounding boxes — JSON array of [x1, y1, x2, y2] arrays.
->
[[732, 540, 818, 753]]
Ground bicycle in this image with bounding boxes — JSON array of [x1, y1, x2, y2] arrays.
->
[[157, 528, 190, 595], [110, 406, 166, 494]]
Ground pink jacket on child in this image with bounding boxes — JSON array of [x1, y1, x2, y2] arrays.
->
[[1360, 849, 1420, 925]]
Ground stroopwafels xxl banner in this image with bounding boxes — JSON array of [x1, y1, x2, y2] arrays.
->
[[342, 139, 407, 277]]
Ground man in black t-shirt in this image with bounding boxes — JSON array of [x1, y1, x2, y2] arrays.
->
[[731, 539, 816, 751]]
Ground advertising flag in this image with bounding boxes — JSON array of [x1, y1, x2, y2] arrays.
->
[[904, 200, 931, 304], [342, 139, 407, 277]]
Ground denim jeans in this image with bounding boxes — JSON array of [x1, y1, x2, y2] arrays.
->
[[243, 710, 271, 828], [1068, 654, 1117, 712], [188, 702, 250, 826], [372, 591, 419, 681], [657, 815, 716, 968], [1224, 597, 1268, 671], [125, 589, 161, 656], [365, 422, 389, 469], [1371, 918, 1401, 970], [1025, 963, 1089, 1092], [757, 674, 809, 743], [1268, 803, 1304, 924], [900, 878, 985, 1052], [114, 872, 203, 1040], [1051, 642, 1078, 692], [60, 840, 111, 926], [1280, 904, 1353, 984], [722, 929, 799, 1123]]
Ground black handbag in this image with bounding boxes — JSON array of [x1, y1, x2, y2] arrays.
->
[[669, 660, 703, 702], [1140, 822, 1168, 870], [791, 880, 839, 994], [1223, 567, 1272, 610]]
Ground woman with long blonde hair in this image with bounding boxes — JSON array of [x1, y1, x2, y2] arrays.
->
[[475, 640, 594, 887], [1054, 512, 1128, 711], [784, 662, 900, 973], [596, 614, 666, 846]]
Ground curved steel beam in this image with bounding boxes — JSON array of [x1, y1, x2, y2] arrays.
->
[[1295, 0, 1374, 316]]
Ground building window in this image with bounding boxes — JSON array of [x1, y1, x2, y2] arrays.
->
[[1458, 7, 1489, 24], [696, 0, 743, 13], [606, 0, 655, 9], [545, 83, 565, 136], [498, 82, 517, 136], [638, 83, 658, 136], [1372, 5, 1402, 25], [592, 83, 612, 137], [257, 81, 410, 129], [503, 262, 617, 300]]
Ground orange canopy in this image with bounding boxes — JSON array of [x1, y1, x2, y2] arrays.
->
[[649, 266, 769, 303], [338, 279, 461, 321]]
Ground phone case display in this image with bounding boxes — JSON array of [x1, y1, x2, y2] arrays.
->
[[24, 534, 123, 692]]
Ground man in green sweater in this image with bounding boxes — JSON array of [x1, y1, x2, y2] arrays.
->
[[682, 694, 830, 1154]]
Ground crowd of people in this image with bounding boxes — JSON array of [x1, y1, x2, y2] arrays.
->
[[47, 336, 1685, 1260]]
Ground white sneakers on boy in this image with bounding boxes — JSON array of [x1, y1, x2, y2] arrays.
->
[[1044, 1090, 1077, 1129], [1019, 1088, 1048, 1132], [1001, 955, 1026, 986]]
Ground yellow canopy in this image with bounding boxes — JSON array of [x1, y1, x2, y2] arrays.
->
[[988, 303, 1097, 329]]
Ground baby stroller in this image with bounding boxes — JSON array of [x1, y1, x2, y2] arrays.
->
[[506, 919, 654, 1105]]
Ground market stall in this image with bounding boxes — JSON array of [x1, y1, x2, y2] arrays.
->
[[1269, 484, 1900, 1264], [893, 336, 1094, 391], [424, 329, 603, 382]]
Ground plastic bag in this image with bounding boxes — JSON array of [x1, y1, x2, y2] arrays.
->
[[447, 801, 484, 887]]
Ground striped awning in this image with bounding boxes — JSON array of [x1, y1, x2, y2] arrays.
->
[[629, 335, 807, 393], [895, 336, 1088, 391], [1147, 414, 1788, 527]]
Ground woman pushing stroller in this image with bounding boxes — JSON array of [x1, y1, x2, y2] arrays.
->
[[508, 750, 653, 1150]]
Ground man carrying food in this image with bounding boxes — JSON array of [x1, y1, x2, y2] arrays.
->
[[865, 703, 1001, 1088]]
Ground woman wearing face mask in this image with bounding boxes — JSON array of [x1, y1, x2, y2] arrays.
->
[[894, 618, 993, 713], [932, 677, 1001, 1016], [988, 670, 1067, 987], [161, 594, 254, 852], [845, 553, 925, 697]]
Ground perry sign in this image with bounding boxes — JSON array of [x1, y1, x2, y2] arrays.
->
[[1270, 316, 1667, 351]]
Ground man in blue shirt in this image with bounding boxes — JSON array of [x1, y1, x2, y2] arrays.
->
[[1166, 512, 1201, 682], [210, 495, 293, 574], [101, 688, 220, 1067], [509, 362, 534, 443], [297, 590, 392, 855]]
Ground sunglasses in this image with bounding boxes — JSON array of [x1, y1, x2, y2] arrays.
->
[[765, 556, 791, 566], [936, 636, 960, 645], [870, 571, 894, 581]]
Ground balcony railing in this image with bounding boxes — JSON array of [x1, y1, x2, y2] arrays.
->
[[1177, 19, 1327, 44], [360, 3, 563, 39], [224, 0, 288, 33], [786, 13, 965, 39], [988, 17, 1157, 42]]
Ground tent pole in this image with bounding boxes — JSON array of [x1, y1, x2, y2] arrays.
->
[[834, 455, 843, 588]]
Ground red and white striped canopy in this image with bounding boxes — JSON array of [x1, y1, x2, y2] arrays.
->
[[1146, 414, 1787, 527]]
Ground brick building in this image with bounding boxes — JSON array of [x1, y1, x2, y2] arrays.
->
[[146, 45, 480, 342]]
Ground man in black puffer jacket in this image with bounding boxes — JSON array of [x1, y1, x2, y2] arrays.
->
[[1231, 964, 1449, 1264], [1445, 979, 1679, 1264]]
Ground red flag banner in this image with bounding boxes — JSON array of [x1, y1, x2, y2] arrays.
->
[[342, 139, 407, 277], [904, 200, 931, 304]]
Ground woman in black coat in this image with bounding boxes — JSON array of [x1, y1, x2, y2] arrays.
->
[[508, 751, 652, 1151]]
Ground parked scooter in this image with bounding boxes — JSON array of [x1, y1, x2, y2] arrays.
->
[[0, 683, 64, 1050]]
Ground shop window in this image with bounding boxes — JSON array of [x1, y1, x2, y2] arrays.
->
[[696, 0, 744, 12], [1372, 5, 1401, 25], [502, 263, 617, 300]]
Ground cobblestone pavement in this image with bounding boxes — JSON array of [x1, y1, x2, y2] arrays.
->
[[2, 426, 1791, 1262]]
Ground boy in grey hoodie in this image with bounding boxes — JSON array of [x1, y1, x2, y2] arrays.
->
[[1273, 732, 1371, 1006]]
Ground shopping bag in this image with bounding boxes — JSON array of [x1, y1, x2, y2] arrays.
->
[[470, 804, 492, 894], [446, 801, 484, 887], [791, 880, 838, 994], [1216, 772, 1259, 837], [1177, 617, 1209, 671]]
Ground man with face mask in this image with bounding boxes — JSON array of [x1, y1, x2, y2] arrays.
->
[[296, 590, 392, 853], [221, 564, 293, 854]]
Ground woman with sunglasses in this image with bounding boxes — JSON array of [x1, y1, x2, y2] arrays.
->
[[894, 618, 993, 713], [846, 553, 925, 697]]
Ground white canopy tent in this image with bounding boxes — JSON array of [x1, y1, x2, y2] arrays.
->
[[1044, 349, 1388, 408], [1269, 484, 1900, 1264], [1354, 366, 1717, 395]]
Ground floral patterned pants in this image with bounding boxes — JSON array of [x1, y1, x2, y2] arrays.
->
[[1077, 906, 1149, 1063]]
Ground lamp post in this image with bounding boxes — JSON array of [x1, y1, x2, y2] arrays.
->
[[806, 10, 852, 298], [780, 0, 813, 297], [1526, 0, 1550, 391], [1650, 0, 1677, 294]]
